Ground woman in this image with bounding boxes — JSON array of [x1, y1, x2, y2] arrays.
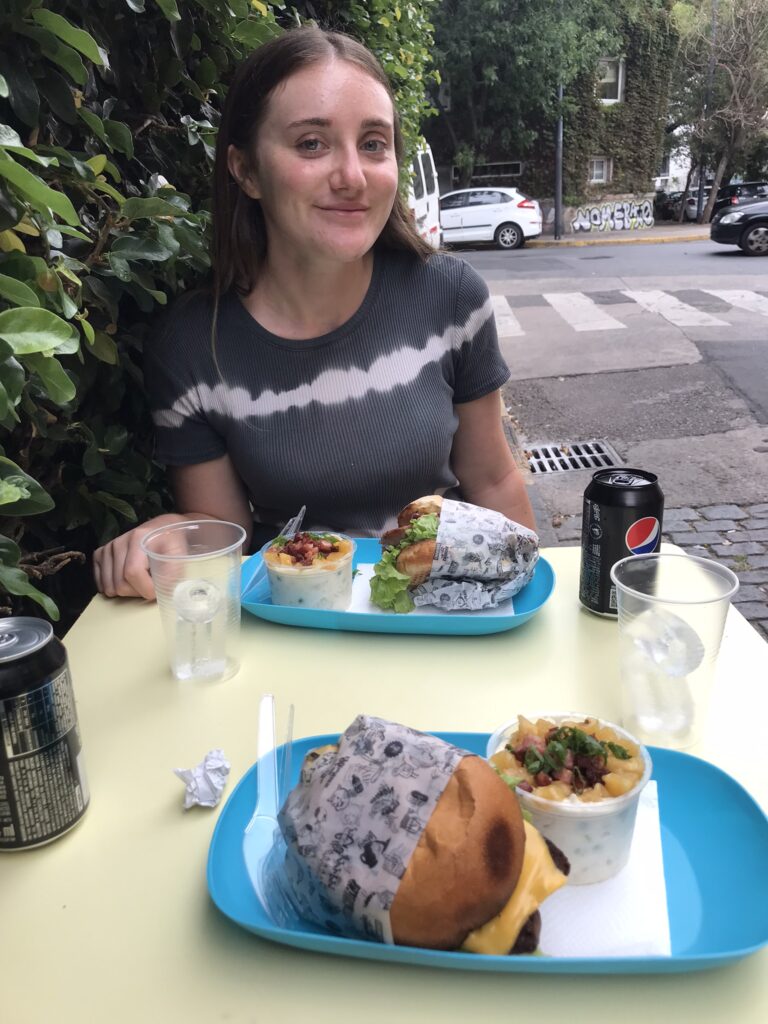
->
[[94, 25, 535, 600]]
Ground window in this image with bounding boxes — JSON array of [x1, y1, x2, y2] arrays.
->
[[440, 193, 467, 211], [419, 152, 436, 196], [588, 157, 612, 184], [451, 161, 522, 187], [411, 156, 424, 200], [468, 190, 504, 205], [657, 153, 670, 179], [597, 58, 625, 103]]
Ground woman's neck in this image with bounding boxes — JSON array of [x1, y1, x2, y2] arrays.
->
[[241, 250, 375, 340]]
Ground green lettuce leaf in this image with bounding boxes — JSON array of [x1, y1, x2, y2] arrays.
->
[[369, 513, 440, 613]]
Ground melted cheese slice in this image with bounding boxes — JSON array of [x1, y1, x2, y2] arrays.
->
[[460, 820, 567, 955]]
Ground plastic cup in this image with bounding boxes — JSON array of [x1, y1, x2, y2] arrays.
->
[[610, 553, 739, 750], [486, 713, 652, 885], [261, 533, 355, 611], [141, 520, 246, 682]]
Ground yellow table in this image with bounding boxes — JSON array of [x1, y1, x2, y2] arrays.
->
[[4, 546, 767, 1024]]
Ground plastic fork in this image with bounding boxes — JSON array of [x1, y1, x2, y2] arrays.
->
[[242, 693, 280, 916], [241, 506, 306, 600]]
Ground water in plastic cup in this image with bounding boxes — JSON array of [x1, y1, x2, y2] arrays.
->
[[140, 520, 246, 682], [610, 553, 738, 749]]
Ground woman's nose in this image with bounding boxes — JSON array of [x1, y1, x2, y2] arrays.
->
[[330, 145, 366, 191]]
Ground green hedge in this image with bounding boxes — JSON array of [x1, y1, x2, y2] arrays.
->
[[0, 0, 436, 630]]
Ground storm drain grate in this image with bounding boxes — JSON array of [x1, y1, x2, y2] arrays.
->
[[525, 440, 623, 475]]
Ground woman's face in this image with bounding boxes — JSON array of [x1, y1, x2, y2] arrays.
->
[[230, 59, 400, 270]]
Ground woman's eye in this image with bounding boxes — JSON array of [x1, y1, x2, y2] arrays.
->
[[298, 138, 323, 153], [362, 139, 386, 153]]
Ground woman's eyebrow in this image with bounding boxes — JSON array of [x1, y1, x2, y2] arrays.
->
[[285, 117, 393, 131]]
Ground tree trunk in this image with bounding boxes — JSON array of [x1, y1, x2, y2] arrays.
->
[[702, 150, 729, 223], [677, 163, 694, 223]]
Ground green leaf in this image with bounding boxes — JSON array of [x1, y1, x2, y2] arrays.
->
[[94, 490, 137, 521], [125, 0, 146, 11], [153, 0, 181, 21], [0, 75, 7, 100], [110, 235, 174, 261], [90, 179, 126, 205], [16, 26, 88, 86], [0, 274, 40, 307], [0, 562, 59, 620], [38, 67, 78, 126], [0, 159, 79, 226], [78, 107, 108, 145], [57, 225, 91, 242], [88, 329, 118, 364], [2, 56, 40, 127], [31, 10, 105, 66], [108, 254, 132, 281], [0, 306, 78, 355], [104, 424, 128, 455], [0, 125, 23, 149], [83, 444, 106, 476], [104, 120, 134, 159], [0, 533, 21, 565], [0, 358, 25, 410], [0, 456, 55, 515], [120, 197, 188, 221], [23, 351, 76, 404]]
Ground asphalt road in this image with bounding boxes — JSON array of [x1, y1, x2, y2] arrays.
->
[[460, 239, 768, 519]]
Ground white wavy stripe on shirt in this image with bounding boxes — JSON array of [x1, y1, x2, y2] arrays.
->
[[152, 297, 494, 428]]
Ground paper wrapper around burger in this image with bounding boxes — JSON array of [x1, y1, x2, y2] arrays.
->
[[277, 715, 469, 944], [411, 499, 539, 611]]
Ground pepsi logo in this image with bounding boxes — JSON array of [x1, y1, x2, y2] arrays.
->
[[625, 517, 660, 555]]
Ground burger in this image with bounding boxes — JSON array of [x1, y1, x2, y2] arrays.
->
[[369, 496, 443, 612], [279, 718, 569, 955]]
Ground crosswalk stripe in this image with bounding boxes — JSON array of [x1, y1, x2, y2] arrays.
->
[[491, 295, 524, 336], [621, 289, 728, 327], [702, 289, 768, 318], [542, 291, 626, 332]]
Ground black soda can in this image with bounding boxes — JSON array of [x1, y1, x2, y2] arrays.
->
[[579, 468, 664, 616], [0, 617, 89, 850]]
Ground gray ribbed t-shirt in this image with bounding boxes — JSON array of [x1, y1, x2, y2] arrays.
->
[[146, 248, 510, 537]]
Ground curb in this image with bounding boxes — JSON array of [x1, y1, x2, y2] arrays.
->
[[527, 232, 709, 249]]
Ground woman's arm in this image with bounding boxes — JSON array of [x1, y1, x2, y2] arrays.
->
[[93, 454, 252, 599], [450, 390, 536, 532]]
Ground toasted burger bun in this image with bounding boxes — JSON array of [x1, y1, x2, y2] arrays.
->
[[394, 538, 436, 587], [397, 494, 443, 527], [390, 756, 525, 950]]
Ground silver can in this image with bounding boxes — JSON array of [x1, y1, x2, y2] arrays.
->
[[0, 617, 89, 850]]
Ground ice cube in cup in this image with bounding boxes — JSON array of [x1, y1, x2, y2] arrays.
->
[[262, 532, 355, 611], [486, 713, 652, 885]]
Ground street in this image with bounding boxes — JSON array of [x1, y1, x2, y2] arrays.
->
[[463, 239, 768, 637]]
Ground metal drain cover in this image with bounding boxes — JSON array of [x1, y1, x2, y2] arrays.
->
[[525, 440, 623, 474]]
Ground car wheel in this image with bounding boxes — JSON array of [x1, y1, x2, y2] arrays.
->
[[739, 223, 768, 256], [494, 222, 524, 250]]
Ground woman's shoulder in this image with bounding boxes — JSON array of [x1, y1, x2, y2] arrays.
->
[[381, 248, 487, 298]]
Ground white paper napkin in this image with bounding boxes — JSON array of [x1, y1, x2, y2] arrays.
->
[[539, 782, 671, 957]]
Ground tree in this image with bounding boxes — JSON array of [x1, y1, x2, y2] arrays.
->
[[672, 0, 768, 222], [428, 0, 625, 186]]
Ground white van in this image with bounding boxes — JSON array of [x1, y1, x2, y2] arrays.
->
[[407, 143, 441, 248]]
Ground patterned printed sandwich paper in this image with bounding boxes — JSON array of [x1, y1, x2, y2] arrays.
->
[[411, 499, 539, 610], [277, 715, 470, 944]]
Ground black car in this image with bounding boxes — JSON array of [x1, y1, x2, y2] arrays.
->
[[712, 181, 768, 218], [710, 198, 768, 256]]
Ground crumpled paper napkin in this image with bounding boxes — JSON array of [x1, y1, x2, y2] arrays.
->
[[174, 748, 231, 810], [538, 782, 672, 957]]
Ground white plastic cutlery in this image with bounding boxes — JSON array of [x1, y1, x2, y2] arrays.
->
[[242, 693, 280, 917]]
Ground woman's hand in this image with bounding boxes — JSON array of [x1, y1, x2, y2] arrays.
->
[[93, 514, 193, 600]]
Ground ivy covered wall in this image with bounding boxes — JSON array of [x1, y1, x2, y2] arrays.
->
[[519, 8, 679, 203]]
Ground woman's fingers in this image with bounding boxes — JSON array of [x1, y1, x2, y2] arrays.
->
[[122, 532, 156, 601], [94, 530, 154, 600]]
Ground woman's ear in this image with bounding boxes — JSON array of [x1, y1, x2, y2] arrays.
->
[[227, 144, 261, 199]]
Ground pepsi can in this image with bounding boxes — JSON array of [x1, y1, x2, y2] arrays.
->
[[579, 469, 664, 616]]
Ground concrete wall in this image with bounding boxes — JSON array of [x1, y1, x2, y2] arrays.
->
[[539, 193, 656, 234]]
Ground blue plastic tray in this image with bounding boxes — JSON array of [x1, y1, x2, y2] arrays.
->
[[240, 539, 554, 635], [207, 731, 768, 974]]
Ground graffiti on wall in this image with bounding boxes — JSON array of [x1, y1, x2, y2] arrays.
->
[[571, 199, 654, 233]]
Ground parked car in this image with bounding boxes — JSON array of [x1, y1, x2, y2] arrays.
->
[[654, 190, 682, 220], [407, 143, 441, 248], [439, 187, 542, 249], [712, 181, 768, 218], [682, 188, 711, 221], [710, 198, 768, 256]]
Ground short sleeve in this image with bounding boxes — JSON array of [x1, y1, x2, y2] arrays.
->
[[451, 262, 510, 404], [144, 295, 227, 466]]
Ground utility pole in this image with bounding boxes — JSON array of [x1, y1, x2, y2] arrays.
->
[[696, 0, 719, 222], [554, 82, 564, 239]]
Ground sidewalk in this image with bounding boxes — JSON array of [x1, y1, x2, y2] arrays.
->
[[529, 490, 768, 642], [528, 223, 711, 248]]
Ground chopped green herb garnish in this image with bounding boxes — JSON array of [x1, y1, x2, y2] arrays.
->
[[606, 741, 631, 760]]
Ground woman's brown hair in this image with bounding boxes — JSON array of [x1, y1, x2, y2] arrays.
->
[[211, 24, 434, 303]]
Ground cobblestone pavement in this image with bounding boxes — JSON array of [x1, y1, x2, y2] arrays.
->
[[534, 498, 768, 642]]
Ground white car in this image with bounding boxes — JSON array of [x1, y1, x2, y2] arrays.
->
[[439, 186, 542, 249]]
